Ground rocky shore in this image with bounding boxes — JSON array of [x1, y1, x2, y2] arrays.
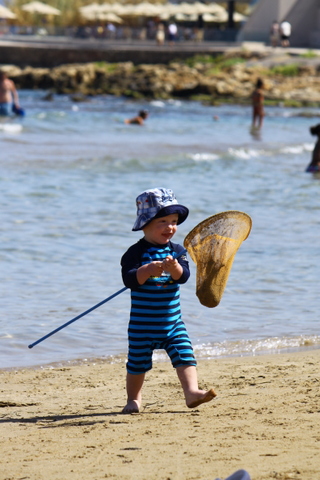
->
[[3, 50, 320, 106]]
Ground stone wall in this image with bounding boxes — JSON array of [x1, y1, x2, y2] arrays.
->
[[0, 41, 227, 68], [3, 58, 320, 106]]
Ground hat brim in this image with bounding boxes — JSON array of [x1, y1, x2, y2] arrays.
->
[[132, 204, 189, 231]]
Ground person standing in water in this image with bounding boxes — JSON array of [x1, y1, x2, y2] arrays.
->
[[252, 78, 265, 130], [306, 124, 320, 172], [0, 70, 20, 116]]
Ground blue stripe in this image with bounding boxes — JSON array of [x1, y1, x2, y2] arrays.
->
[[131, 306, 181, 315], [130, 313, 181, 323], [129, 330, 178, 338], [132, 298, 179, 306], [131, 297, 180, 307], [129, 321, 178, 330], [129, 325, 178, 334], [132, 284, 178, 293]]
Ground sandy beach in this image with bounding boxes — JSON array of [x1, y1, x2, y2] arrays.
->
[[1, 349, 319, 480]]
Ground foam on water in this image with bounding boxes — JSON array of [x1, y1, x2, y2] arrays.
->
[[153, 335, 320, 362], [280, 143, 314, 154], [0, 123, 23, 134], [227, 147, 261, 159], [150, 100, 166, 108], [190, 152, 220, 161]]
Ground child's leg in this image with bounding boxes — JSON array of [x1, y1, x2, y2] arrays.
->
[[176, 365, 216, 408], [122, 372, 145, 414]]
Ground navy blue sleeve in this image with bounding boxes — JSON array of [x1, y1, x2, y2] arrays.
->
[[121, 242, 143, 290], [170, 243, 190, 284]]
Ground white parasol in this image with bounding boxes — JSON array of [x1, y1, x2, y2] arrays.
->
[[203, 10, 246, 23], [22, 1, 61, 15], [0, 4, 17, 19], [99, 3, 128, 16]]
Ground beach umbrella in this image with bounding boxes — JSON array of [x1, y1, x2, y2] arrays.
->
[[81, 9, 123, 22], [79, 2, 101, 15], [100, 11, 123, 23], [159, 3, 181, 18], [202, 2, 228, 14], [99, 3, 128, 16], [0, 5, 17, 19], [203, 10, 246, 23], [79, 3, 103, 20], [160, 2, 224, 18], [79, 4, 124, 22], [174, 12, 197, 21], [119, 2, 163, 17], [175, 2, 199, 15], [21, 1, 61, 15]]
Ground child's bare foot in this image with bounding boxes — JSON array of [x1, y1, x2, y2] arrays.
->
[[187, 388, 217, 409], [122, 400, 140, 414]]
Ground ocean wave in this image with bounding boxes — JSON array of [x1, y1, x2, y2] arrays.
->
[[0, 123, 23, 134], [153, 335, 320, 362], [150, 100, 166, 108], [227, 147, 261, 159], [189, 152, 220, 161], [280, 143, 313, 154]]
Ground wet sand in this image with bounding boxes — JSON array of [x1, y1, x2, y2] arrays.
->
[[1, 349, 319, 480]]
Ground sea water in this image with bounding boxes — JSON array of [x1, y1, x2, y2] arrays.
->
[[1, 91, 319, 370]]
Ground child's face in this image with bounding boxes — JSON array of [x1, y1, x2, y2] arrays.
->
[[143, 213, 178, 245]]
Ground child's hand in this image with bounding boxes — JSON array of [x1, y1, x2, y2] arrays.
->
[[137, 261, 163, 285], [147, 261, 164, 277], [162, 255, 177, 271], [162, 255, 183, 281]]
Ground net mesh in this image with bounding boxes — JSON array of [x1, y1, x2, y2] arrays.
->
[[184, 211, 252, 308]]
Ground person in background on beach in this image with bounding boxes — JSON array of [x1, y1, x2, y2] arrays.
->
[[251, 78, 265, 130], [0, 70, 20, 116], [124, 109, 149, 125], [194, 13, 204, 42], [280, 20, 291, 47], [270, 20, 279, 47], [306, 124, 320, 172], [156, 22, 165, 45], [121, 187, 216, 414], [168, 21, 178, 45]]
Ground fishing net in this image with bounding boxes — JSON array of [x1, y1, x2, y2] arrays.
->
[[184, 211, 252, 308]]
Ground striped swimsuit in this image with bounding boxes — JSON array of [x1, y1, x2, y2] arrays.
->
[[121, 238, 196, 374]]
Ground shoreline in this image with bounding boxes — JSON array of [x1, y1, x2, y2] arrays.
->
[[1, 348, 319, 479], [2, 341, 319, 373]]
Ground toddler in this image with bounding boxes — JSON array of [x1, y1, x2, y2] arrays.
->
[[121, 187, 216, 413]]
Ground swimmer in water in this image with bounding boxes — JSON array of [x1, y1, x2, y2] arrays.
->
[[125, 109, 149, 125]]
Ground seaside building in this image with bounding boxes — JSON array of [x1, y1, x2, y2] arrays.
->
[[238, 0, 320, 48]]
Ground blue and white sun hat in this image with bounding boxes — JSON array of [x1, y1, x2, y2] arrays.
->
[[132, 187, 189, 231]]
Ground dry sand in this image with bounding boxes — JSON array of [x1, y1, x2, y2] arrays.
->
[[1, 349, 319, 480]]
